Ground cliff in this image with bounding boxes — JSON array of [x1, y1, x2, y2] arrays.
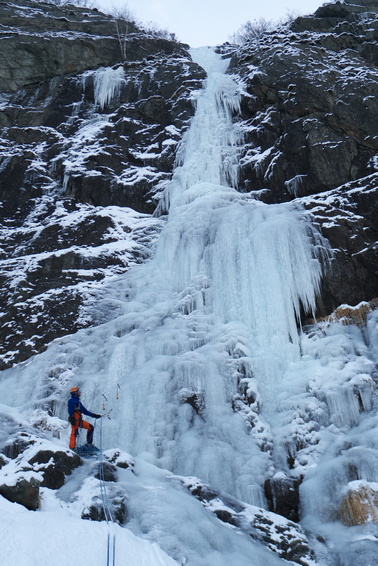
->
[[0, 0, 205, 367], [1, 0, 377, 368], [0, 2, 378, 565]]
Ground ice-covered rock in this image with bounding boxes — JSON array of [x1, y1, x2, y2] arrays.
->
[[0, 476, 40, 511], [181, 476, 315, 565]]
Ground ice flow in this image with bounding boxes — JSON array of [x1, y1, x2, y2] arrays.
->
[[0, 48, 325, 506], [97, 47, 324, 503]]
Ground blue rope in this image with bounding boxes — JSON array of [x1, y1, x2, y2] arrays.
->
[[97, 417, 116, 565], [99, 418, 114, 523]]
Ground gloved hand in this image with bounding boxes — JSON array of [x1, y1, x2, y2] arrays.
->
[[93, 414, 101, 419]]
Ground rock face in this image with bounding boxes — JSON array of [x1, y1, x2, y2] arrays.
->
[[103, 448, 135, 471], [0, 0, 205, 368], [0, 0, 133, 93], [1, 0, 376, 369], [3, 432, 36, 459], [264, 476, 301, 522], [0, 433, 81, 508], [82, 491, 127, 525], [92, 460, 118, 482], [28, 448, 81, 489], [229, 0, 378, 313]]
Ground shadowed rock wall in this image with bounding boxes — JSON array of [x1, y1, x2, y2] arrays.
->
[[229, 0, 378, 313]]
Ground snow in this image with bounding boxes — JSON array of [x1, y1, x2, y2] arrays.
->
[[0, 494, 179, 566], [117, 459, 286, 566], [0, 44, 378, 566]]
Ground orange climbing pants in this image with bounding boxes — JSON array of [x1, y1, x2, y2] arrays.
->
[[69, 411, 94, 449]]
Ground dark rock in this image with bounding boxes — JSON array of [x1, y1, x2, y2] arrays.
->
[[343, 0, 378, 11], [361, 41, 378, 65], [92, 461, 118, 482], [82, 492, 127, 524], [0, 476, 40, 510], [0, 0, 140, 93], [290, 16, 342, 33], [264, 476, 301, 522], [314, 3, 350, 18], [183, 477, 314, 566], [28, 449, 81, 489], [213, 509, 238, 526], [3, 433, 36, 459], [0, 455, 10, 469], [232, 29, 378, 205], [301, 174, 378, 314], [187, 480, 245, 513]]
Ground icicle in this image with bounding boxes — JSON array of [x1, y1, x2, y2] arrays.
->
[[93, 66, 125, 110]]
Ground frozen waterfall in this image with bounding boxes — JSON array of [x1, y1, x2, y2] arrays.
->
[[0, 48, 326, 506]]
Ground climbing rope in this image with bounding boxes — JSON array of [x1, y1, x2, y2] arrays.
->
[[96, 416, 116, 565], [98, 417, 114, 523]]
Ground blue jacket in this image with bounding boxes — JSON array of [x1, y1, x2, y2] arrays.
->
[[68, 394, 96, 418]]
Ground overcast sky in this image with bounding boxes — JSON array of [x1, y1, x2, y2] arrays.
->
[[96, 0, 324, 47]]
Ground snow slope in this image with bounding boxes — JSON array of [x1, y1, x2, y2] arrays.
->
[[0, 494, 179, 566]]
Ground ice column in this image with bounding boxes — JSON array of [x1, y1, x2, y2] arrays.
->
[[93, 66, 125, 110], [102, 48, 325, 500], [0, 48, 326, 506]]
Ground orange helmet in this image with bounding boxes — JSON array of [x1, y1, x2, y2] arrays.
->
[[70, 386, 81, 395]]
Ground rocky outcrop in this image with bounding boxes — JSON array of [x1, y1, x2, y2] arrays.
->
[[181, 476, 315, 566], [0, 454, 9, 469], [264, 475, 301, 522], [92, 460, 118, 482], [28, 448, 81, 489], [82, 489, 128, 524], [3, 432, 36, 459], [0, 0, 204, 368], [0, 0, 137, 93], [301, 174, 378, 313], [0, 476, 40, 510], [312, 297, 378, 326], [229, 1, 378, 313], [103, 448, 135, 471]]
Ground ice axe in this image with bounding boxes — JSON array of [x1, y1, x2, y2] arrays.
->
[[100, 408, 113, 420]]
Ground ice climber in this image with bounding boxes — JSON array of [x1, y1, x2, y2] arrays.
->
[[68, 386, 101, 450]]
